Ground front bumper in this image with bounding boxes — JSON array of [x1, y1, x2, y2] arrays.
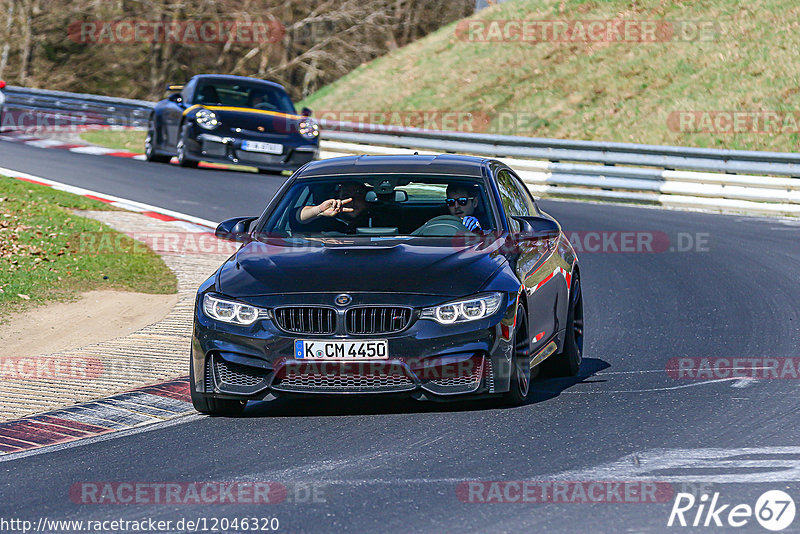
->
[[191, 293, 517, 401], [190, 131, 318, 171]]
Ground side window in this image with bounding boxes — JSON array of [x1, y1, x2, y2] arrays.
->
[[180, 79, 195, 105], [496, 170, 529, 232], [510, 172, 538, 215]]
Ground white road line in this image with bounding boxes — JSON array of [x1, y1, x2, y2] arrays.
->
[[549, 447, 800, 483], [25, 139, 69, 148], [168, 220, 213, 233], [110, 201, 146, 211], [68, 145, 117, 155], [539, 377, 741, 394], [0, 165, 218, 229]]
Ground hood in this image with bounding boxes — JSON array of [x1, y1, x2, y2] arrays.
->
[[217, 237, 508, 297]]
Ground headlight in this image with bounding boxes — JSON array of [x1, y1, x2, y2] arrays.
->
[[298, 119, 319, 139], [195, 109, 220, 130], [202, 294, 269, 325], [420, 293, 503, 325]]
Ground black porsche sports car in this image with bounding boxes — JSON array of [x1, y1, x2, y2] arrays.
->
[[145, 74, 319, 173], [191, 154, 583, 415]]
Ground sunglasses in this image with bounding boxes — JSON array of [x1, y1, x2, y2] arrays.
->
[[446, 197, 475, 207]]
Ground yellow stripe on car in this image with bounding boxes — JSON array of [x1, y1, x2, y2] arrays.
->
[[182, 105, 303, 120]]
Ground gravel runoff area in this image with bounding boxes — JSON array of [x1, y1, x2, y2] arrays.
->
[[0, 210, 233, 421]]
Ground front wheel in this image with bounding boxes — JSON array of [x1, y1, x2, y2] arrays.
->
[[190, 359, 246, 417], [541, 272, 583, 377], [502, 304, 531, 406], [176, 123, 199, 168]]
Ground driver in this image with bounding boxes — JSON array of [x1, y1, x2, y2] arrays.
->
[[249, 91, 266, 108], [295, 182, 370, 234], [445, 184, 483, 231]]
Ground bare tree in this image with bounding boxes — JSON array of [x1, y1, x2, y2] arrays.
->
[[0, 0, 472, 99]]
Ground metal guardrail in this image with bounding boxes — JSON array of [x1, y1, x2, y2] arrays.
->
[[2, 86, 154, 128], [2, 86, 799, 216], [319, 120, 800, 177]]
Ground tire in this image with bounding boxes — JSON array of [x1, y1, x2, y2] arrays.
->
[[502, 304, 531, 406], [144, 118, 171, 163], [190, 358, 246, 417], [176, 122, 199, 168], [541, 272, 584, 377]]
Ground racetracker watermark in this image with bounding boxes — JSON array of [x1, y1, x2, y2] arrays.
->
[[668, 111, 800, 134], [566, 231, 709, 253], [455, 20, 721, 43], [70, 482, 287, 504], [67, 20, 285, 44], [666, 357, 800, 380], [75, 231, 240, 256], [317, 110, 492, 133], [456, 481, 674, 503], [0, 110, 126, 133], [318, 110, 726, 136], [72, 230, 711, 258], [276, 357, 487, 382], [0, 356, 102, 380], [0, 356, 194, 383]]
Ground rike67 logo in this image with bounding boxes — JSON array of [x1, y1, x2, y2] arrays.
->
[[668, 490, 796, 531]]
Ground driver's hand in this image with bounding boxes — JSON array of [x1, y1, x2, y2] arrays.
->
[[317, 198, 353, 217], [462, 216, 481, 231]]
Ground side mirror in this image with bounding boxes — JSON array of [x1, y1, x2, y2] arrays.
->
[[215, 216, 257, 242], [168, 93, 182, 104], [301, 107, 312, 117], [511, 215, 560, 241]]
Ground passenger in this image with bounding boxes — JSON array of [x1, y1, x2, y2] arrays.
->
[[445, 184, 483, 231], [295, 182, 370, 234]]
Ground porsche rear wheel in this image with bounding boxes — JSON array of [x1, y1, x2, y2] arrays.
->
[[144, 118, 171, 163], [502, 304, 531, 406], [541, 273, 583, 377]]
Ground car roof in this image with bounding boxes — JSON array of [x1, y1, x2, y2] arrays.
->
[[191, 74, 287, 92], [296, 154, 493, 178]]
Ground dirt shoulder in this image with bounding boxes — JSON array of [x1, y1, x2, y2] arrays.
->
[[0, 290, 178, 358], [0, 209, 231, 422]]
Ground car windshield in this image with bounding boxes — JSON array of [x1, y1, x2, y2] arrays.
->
[[193, 80, 296, 114], [259, 175, 497, 240]]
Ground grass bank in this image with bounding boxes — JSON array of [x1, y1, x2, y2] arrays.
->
[[80, 129, 146, 152], [300, 0, 800, 152], [0, 176, 176, 317]]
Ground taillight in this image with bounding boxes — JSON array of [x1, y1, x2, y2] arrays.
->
[[0, 81, 6, 89]]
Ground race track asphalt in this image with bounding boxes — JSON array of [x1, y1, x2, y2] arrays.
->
[[2, 140, 799, 533]]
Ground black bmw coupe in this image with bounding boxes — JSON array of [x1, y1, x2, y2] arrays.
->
[[191, 154, 583, 415], [145, 74, 319, 173]]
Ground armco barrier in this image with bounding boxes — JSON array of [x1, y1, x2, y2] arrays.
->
[[1, 86, 154, 128], [2, 85, 799, 216]]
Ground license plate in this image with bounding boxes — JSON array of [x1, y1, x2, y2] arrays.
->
[[294, 340, 389, 360], [241, 140, 283, 154]]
